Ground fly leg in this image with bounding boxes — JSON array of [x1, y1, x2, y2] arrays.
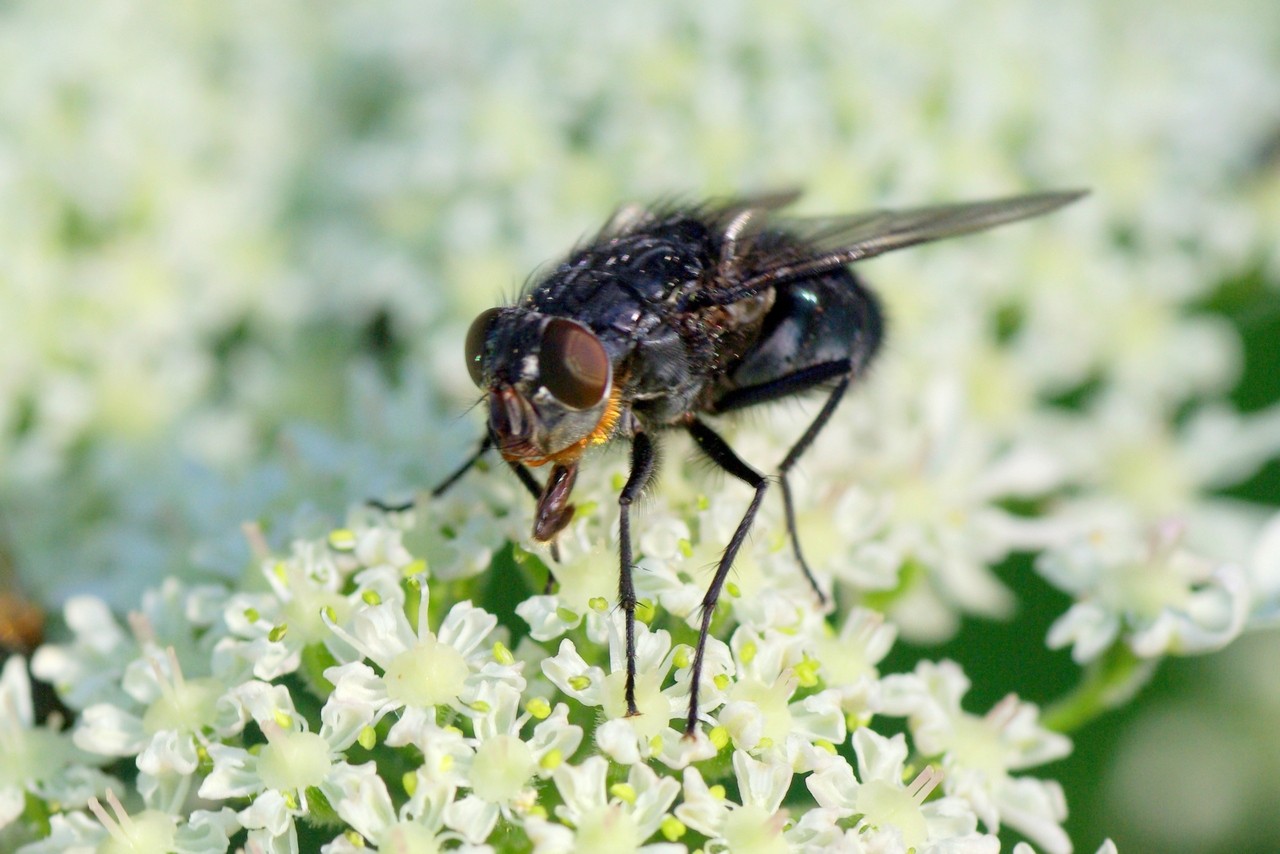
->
[[431, 434, 495, 497], [427, 433, 562, 587], [777, 375, 850, 604], [710, 359, 854, 606], [618, 430, 657, 715], [367, 434, 495, 513], [684, 418, 769, 735], [513, 460, 564, 588]]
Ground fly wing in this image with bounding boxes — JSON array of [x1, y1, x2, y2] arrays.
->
[[725, 189, 1086, 296]]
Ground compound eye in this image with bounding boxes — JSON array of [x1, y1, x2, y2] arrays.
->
[[539, 318, 610, 410], [464, 308, 502, 387]]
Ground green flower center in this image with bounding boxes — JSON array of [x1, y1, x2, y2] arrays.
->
[[574, 804, 641, 853], [0, 726, 74, 786], [283, 591, 348, 645], [383, 635, 470, 708], [729, 677, 793, 744], [257, 730, 331, 793], [856, 780, 927, 849], [379, 821, 440, 853], [142, 677, 222, 735], [100, 810, 178, 854], [721, 804, 789, 854], [469, 733, 536, 803], [950, 715, 1007, 779]]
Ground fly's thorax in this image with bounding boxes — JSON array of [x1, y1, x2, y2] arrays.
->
[[465, 307, 620, 464]]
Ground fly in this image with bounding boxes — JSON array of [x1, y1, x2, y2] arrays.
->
[[433, 188, 1085, 736]]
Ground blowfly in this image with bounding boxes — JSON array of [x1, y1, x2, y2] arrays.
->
[[434, 188, 1085, 735]]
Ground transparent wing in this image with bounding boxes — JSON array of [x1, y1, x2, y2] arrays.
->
[[729, 189, 1087, 294], [785, 190, 1085, 255]]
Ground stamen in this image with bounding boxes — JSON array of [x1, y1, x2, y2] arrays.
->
[[86, 789, 130, 841], [906, 766, 943, 803]]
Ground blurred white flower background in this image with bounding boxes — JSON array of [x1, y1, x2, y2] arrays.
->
[[2, 1, 1280, 852]]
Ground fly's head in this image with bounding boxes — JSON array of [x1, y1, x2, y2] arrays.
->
[[465, 307, 619, 469]]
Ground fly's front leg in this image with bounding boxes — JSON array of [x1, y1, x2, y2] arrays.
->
[[368, 434, 495, 513], [431, 434, 495, 497], [618, 430, 657, 716], [684, 418, 768, 735], [461, 434, 562, 587], [511, 463, 577, 581]]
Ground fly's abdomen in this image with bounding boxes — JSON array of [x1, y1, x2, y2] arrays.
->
[[722, 269, 883, 393]]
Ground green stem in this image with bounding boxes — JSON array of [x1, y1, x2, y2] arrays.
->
[[1042, 642, 1158, 733]]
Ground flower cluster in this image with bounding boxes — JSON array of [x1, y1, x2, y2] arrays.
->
[[7, 515, 1115, 853]]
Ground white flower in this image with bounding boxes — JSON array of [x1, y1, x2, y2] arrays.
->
[[1039, 520, 1250, 662], [0, 657, 115, 831], [540, 616, 717, 767], [800, 606, 898, 719], [33, 580, 237, 807], [716, 626, 845, 764], [16, 796, 237, 854], [214, 539, 383, 681], [525, 756, 682, 854], [682, 493, 820, 635], [323, 768, 489, 854], [92, 789, 236, 854], [441, 682, 584, 844], [30, 596, 136, 711], [514, 532, 620, 644], [31, 582, 230, 719], [323, 578, 523, 747], [339, 519, 420, 578], [676, 751, 793, 854], [198, 681, 375, 854], [71, 627, 242, 807], [1032, 395, 1280, 556], [807, 728, 997, 853], [787, 807, 871, 854], [879, 660, 1072, 853]]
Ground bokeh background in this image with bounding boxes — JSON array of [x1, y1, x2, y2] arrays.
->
[[2, 1, 1278, 851]]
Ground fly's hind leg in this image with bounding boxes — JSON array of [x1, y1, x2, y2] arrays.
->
[[684, 418, 770, 735], [710, 358, 855, 605], [776, 374, 851, 604]]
